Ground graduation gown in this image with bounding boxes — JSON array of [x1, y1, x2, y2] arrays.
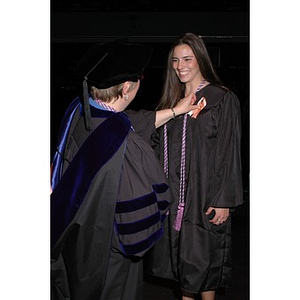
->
[[147, 84, 243, 293], [51, 98, 169, 300]]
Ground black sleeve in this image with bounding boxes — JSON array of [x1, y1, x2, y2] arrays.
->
[[212, 91, 244, 208], [125, 109, 156, 144]]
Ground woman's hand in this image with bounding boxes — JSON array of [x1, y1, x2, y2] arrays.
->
[[173, 93, 199, 116], [205, 207, 229, 225], [155, 93, 199, 128]]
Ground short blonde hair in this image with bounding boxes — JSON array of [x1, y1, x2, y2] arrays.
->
[[90, 81, 138, 103], [90, 83, 123, 103]]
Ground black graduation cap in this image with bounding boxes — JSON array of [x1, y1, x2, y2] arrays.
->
[[77, 39, 152, 131], [78, 39, 152, 89]]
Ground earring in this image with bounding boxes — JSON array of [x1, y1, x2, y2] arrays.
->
[[124, 95, 128, 100]]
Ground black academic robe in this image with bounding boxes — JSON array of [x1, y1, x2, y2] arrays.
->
[[147, 85, 243, 293], [51, 98, 169, 300]]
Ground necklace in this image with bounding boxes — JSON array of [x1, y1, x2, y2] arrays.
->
[[164, 79, 206, 231]]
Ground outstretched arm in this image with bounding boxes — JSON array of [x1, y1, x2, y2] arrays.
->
[[155, 93, 198, 128]]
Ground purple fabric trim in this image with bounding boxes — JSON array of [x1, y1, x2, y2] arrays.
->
[[51, 97, 81, 191], [152, 183, 169, 193], [115, 211, 161, 235], [120, 227, 163, 256], [51, 112, 131, 249], [157, 200, 169, 211], [115, 191, 157, 214]]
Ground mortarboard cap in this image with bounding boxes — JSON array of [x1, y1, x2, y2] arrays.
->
[[77, 39, 152, 89], [77, 39, 152, 131]]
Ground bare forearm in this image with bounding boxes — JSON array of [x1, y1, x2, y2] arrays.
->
[[155, 93, 198, 128], [155, 108, 177, 128]]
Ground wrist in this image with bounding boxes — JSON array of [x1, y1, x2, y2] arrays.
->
[[171, 108, 176, 119]]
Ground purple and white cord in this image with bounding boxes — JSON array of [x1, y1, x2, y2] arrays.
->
[[164, 79, 206, 231], [95, 99, 117, 112], [163, 124, 169, 178]]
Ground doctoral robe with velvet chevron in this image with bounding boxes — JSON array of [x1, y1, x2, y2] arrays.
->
[[51, 97, 169, 300]]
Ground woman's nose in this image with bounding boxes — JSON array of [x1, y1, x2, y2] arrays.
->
[[177, 59, 183, 69]]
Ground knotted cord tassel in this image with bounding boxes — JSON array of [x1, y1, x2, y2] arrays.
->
[[173, 202, 185, 231], [83, 78, 93, 131]]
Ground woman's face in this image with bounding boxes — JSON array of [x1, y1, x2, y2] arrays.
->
[[172, 44, 201, 84]]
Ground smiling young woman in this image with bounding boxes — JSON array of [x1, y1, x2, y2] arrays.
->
[[148, 33, 244, 300], [172, 44, 203, 91]]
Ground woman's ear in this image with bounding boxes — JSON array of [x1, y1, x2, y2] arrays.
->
[[122, 81, 131, 98]]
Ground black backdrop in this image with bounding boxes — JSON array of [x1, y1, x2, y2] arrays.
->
[[50, 3, 250, 298], [51, 39, 249, 192]]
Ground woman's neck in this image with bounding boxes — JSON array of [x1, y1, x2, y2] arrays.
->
[[185, 77, 206, 96]]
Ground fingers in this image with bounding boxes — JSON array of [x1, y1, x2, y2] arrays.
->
[[190, 97, 207, 119], [191, 108, 201, 119], [207, 208, 229, 225], [211, 217, 226, 225], [180, 93, 199, 116], [179, 94, 206, 117], [205, 207, 214, 215], [213, 218, 226, 225], [190, 93, 196, 103], [182, 93, 197, 105]]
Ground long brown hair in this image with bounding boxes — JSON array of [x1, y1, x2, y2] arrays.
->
[[157, 33, 223, 110]]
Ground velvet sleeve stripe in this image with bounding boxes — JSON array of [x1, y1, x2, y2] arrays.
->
[[152, 183, 169, 193], [115, 191, 157, 213], [115, 190, 169, 256], [157, 200, 169, 211], [115, 211, 161, 235], [119, 228, 163, 256]]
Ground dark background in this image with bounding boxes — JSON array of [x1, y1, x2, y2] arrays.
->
[[51, 1, 249, 298]]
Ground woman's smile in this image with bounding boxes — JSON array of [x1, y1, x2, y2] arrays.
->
[[172, 44, 201, 84]]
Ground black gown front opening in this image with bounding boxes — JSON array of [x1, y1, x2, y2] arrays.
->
[[147, 84, 244, 294]]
